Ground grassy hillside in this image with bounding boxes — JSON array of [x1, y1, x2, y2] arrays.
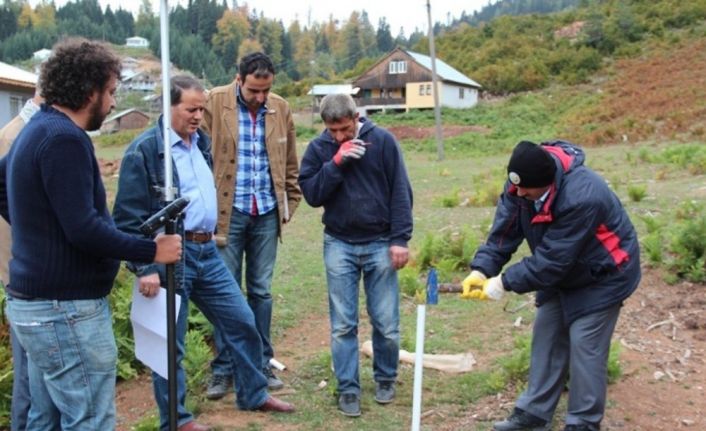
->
[[425, 0, 706, 95]]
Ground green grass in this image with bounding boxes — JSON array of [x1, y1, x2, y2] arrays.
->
[[15, 93, 698, 430]]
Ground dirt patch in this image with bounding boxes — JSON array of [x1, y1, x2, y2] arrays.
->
[[603, 268, 706, 430], [115, 314, 331, 430], [115, 373, 155, 430], [431, 267, 706, 431], [116, 268, 706, 430], [386, 124, 490, 141]]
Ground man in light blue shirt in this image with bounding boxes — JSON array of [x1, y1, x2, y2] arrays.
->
[[113, 75, 295, 431]]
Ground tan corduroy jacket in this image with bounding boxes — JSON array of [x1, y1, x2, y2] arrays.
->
[[0, 115, 26, 284], [203, 81, 302, 246]]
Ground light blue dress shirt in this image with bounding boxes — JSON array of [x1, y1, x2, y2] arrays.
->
[[170, 129, 217, 232]]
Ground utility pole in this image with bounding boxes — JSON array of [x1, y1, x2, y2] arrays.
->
[[427, 0, 444, 161]]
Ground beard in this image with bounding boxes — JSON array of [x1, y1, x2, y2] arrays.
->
[[86, 95, 109, 131]]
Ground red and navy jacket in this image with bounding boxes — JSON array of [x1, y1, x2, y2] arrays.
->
[[471, 140, 641, 323]]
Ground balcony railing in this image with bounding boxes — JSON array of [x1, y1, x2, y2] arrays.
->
[[356, 97, 405, 106]]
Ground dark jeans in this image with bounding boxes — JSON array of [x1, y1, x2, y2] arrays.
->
[[152, 241, 268, 430], [212, 210, 279, 375]]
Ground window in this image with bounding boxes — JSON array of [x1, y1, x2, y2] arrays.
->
[[388, 60, 407, 74], [459, 88, 465, 99], [425, 84, 432, 96], [10, 96, 21, 117], [418, 85, 424, 96]]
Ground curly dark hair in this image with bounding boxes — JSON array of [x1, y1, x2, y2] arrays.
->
[[40, 38, 121, 111]]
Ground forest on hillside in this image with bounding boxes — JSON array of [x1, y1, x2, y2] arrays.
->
[[1, 0, 705, 95]]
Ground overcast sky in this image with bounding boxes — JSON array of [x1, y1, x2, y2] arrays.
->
[[33, 0, 491, 35]]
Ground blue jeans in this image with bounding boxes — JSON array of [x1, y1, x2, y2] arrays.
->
[[213, 210, 279, 375], [152, 240, 268, 430], [6, 296, 116, 431], [10, 325, 30, 431], [323, 234, 400, 395]]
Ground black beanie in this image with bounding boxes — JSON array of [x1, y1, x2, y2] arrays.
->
[[507, 141, 556, 188]]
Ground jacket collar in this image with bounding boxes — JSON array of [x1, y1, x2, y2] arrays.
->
[[155, 115, 211, 158]]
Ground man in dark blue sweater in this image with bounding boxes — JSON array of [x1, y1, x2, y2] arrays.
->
[[0, 38, 182, 430], [298, 93, 413, 417]]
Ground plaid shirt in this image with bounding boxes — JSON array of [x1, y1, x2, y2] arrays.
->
[[234, 88, 276, 216]]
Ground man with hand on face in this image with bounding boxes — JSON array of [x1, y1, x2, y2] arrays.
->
[[113, 75, 295, 431], [298, 93, 413, 417], [0, 38, 182, 430], [202, 51, 302, 396], [462, 140, 640, 431]]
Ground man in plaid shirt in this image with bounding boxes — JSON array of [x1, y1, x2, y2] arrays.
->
[[203, 52, 302, 397]]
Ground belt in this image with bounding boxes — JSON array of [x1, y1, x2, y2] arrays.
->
[[184, 231, 213, 243]]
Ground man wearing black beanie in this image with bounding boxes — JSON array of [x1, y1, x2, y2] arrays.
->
[[461, 140, 641, 431]]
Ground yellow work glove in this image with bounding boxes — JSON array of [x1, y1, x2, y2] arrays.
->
[[461, 270, 487, 299]]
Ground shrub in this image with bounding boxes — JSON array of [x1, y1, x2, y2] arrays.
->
[[183, 329, 212, 398], [627, 184, 647, 202], [668, 207, 706, 282], [398, 266, 423, 298], [110, 268, 141, 380], [482, 334, 532, 393], [417, 228, 480, 276], [607, 341, 623, 383], [642, 233, 664, 265], [438, 187, 461, 208]]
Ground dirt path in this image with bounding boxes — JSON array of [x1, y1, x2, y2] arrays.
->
[[603, 269, 706, 430], [116, 268, 706, 430], [116, 314, 331, 430]]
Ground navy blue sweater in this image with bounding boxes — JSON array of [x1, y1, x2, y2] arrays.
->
[[298, 118, 413, 246], [0, 105, 156, 300]]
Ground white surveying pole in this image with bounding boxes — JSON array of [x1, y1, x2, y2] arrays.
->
[[411, 268, 438, 431]]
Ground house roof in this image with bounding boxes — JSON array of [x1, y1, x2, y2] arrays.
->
[[307, 84, 360, 96], [33, 48, 52, 59], [0, 62, 38, 90], [104, 108, 148, 123], [406, 50, 481, 88], [121, 70, 144, 82]]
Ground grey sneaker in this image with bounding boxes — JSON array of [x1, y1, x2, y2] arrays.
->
[[493, 408, 551, 431], [374, 381, 395, 404], [206, 374, 232, 400], [338, 393, 361, 417], [264, 367, 284, 390]]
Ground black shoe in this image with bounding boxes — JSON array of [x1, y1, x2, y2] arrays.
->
[[374, 381, 395, 404], [493, 408, 551, 431], [338, 393, 361, 417], [205, 374, 232, 400], [264, 366, 284, 390], [564, 424, 599, 431]]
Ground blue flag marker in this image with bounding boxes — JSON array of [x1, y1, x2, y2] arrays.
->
[[426, 268, 438, 305]]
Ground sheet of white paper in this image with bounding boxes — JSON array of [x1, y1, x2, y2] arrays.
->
[[130, 280, 181, 379]]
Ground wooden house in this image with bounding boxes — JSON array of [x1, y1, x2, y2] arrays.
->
[[352, 47, 481, 114], [101, 108, 150, 134], [0, 62, 37, 128], [307, 84, 360, 113]]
